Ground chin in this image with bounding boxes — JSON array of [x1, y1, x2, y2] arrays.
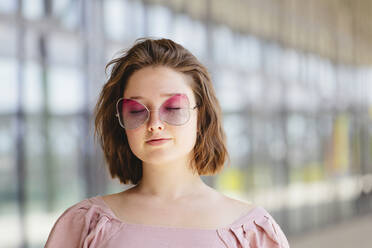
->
[[141, 151, 189, 166]]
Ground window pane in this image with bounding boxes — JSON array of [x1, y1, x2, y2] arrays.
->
[[243, 74, 262, 105], [215, 70, 243, 112], [25, 115, 84, 246], [0, 58, 17, 113], [24, 61, 43, 113], [48, 34, 82, 66], [23, 0, 43, 19], [52, 0, 78, 30], [0, 116, 16, 206], [0, 23, 16, 57], [0, 0, 17, 13], [48, 116, 84, 205], [263, 42, 280, 77], [127, 0, 145, 38], [224, 114, 250, 161], [366, 68, 372, 104], [104, 0, 124, 40], [281, 48, 299, 82], [48, 66, 83, 114], [0, 115, 19, 247], [148, 5, 171, 37], [213, 25, 234, 65], [245, 35, 261, 71]]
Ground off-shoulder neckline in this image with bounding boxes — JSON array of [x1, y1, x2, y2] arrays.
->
[[89, 195, 262, 232]]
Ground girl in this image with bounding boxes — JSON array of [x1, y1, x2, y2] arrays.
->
[[45, 38, 290, 248]]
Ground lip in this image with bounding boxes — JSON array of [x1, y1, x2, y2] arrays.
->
[[146, 138, 171, 146]]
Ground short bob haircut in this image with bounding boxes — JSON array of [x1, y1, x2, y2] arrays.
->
[[94, 37, 230, 185]]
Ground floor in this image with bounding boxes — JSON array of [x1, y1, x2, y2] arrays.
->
[[289, 212, 372, 248]]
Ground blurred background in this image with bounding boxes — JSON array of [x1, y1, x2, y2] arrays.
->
[[1, 0, 372, 247]]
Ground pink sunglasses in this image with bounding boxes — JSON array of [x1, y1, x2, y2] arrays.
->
[[115, 94, 198, 129]]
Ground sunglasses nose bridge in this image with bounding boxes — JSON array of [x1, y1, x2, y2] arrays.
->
[[145, 108, 165, 128]]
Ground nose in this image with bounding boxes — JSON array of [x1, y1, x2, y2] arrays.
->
[[147, 110, 164, 132]]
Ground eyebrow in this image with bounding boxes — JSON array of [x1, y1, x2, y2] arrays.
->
[[128, 93, 185, 99]]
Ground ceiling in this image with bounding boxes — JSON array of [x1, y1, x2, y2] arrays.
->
[[147, 0, 372, 66]]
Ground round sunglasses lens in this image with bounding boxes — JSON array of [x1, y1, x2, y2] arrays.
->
[[119, 99, 148, 129], [159, 94, 190, 125]]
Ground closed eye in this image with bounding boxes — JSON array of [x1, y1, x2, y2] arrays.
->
[[130, 109, 146, 114]]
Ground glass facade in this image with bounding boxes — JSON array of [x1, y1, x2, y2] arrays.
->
[[1, 0, 372, 247]]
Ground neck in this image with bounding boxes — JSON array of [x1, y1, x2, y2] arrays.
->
[[133, 159, 208, 201]]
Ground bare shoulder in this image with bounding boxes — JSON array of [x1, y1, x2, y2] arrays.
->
[[101, 191, 122, 203], [100, 187, 255, 228], [198, 189, 256, 226], [219, 192, 256, 215], [203, 186, 255, 216], [100, 189, 141, 221], [101, 190, 132, 211]]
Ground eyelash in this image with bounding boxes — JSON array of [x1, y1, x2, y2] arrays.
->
[[130, 107, 181, 114]]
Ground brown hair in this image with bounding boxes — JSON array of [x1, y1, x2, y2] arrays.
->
[[94, 37, 230, 185]]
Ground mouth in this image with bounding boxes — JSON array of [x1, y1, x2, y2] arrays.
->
[[146, 138, 171, 145], [146, 138, 171, 142]]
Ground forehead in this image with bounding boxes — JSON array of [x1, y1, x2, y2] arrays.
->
[[123, 66, 195, 102]]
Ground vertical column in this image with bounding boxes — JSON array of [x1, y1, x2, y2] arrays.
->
[[80, 0, 94, 197], [15, 0, 27, 247], [41, 0, 55, 213], [80, 0, 107, 197]]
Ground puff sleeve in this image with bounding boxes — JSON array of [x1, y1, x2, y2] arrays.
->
[[45, 199, 122, 248], [217, 207, 290, 248]]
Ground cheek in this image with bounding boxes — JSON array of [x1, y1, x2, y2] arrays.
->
[[125, 129, 143, 151], [177, 115, 198, 147]]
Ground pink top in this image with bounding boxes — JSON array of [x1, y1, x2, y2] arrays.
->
[[45, 195, 290, 248]]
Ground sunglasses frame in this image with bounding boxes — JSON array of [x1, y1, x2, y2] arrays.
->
[[115, 96, 199, 130]]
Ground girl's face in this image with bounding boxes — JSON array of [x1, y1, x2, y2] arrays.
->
[[122, 66, 198, 167]]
